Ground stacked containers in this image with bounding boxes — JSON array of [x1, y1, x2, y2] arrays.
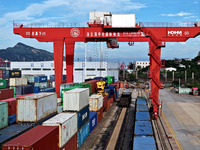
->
[[62, 88, 90, 148], [2, 125, 59, 150], [119, 90, 131, 107], [103, 95, 108, 111], [16, 92, 57, 124], [0, 79, 7, 89], [34, 75, 48, 90], [0, 89, 14, 100], [85, 80, 98, 94], [76, 83, 91, 95], [0, 102, 8, 129], [89, 94, 103, 124], [43, 113, 77, 149], [107, 84, 116, 103], [105, 76, 114, 84], [133, 96, 156, 150], [60, 82, 77, 97]]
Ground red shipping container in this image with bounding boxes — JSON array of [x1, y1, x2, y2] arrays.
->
[[103, 95, 108, 111], [109, 83, 117, 93], [85, 80, 98, 94], [0, 70, 3, 78], [114, 82, 120, 90], [92, 107, 103, 124], [2, 125, 59, 150], [120, 82, 124, 88], [60, 133, 77, 150], [105, 99, 111, 111], [0, 93, 35, 116], [110, 95, 115, 103], [0, 89, 14, 100]]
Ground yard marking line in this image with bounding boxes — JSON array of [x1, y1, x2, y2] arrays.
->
[[167, 103, 200, 145], [163, 112, 183, 150]]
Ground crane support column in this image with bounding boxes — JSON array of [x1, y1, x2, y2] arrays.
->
[[65, 41, 75, 83], [53, 40, 64, 98], [149, 40, 161, 119]]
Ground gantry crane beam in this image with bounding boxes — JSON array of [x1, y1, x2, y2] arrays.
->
[[13, 22, 200, 119]]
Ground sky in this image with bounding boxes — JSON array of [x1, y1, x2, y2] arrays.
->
[[0, 0, 200, 63]]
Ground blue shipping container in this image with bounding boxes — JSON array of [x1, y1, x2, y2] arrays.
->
[[107, 85, 115, 95], [34, 76, 47, 83], [50, 75, 55, 81], [33, 86, 40, 93], [77, 122, 89, 148], [136, 112, 150, 121], [136, 104, 148, 112], [133, 136, 156, 150], [40, 88, 55, 93], [8, 114, 16, 126], [77, 105, 89, 129], [89, 112, 97, 133], [0, 124, 32, 147], [134, 121, 153, 136], [136, 100, 147, 105]]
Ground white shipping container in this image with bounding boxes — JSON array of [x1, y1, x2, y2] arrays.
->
[[17, 92, 57, 123], [34, 82, 48, 88], [52, 81, 55, 88], [63, 88, 89, 111], [89, 94, 103, 111], [9, 78, 28, 86], [89, 11, 111, 24], [42, 113, 77, 148], [112, 14, 136, 27]]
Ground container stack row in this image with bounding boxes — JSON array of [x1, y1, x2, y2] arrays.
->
[[133, 96, 157, 150]]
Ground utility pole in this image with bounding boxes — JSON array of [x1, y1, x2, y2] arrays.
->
[[185, 70, 187, 84], [192, 72, 194, 80]]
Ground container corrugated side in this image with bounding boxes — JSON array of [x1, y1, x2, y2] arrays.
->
[[89, 94, 103, 111], [77, 122, 89, 148], [43, 112, 77, 148], [2, 126, 59, 150], [0, 79, 7, 89], [9, 78, 28, 86], [112, 14, 136, 27], [133, 136, 156, 150], [0, 102, 8, 129], [89, 112, 97, 133], [63, 88, 89, 111], [34, 82, 48, 89], [134, 121, 153, 136], [77, 105, 89, 129], [0, 89, 14, 100], [59, 133, 77, 150], [17, 92, 57, 123]]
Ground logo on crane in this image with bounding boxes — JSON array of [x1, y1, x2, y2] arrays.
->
[[70, 28, 80, 37], [168, 31, 182, 36]]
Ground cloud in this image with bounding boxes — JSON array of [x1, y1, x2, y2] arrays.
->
[[161, 11, 192, 17]]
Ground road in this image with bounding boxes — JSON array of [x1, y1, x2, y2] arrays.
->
[[159, 89, 200, 150]]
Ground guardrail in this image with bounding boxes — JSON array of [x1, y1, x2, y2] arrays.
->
[[139, 22, 197, 27]]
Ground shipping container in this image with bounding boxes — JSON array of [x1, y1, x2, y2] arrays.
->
[[76, 83, 91, 95], [9, 87, 16, 96], [0, 79, 7, 89], [60, 134, 77, 150], [61, 86, 78, 101], [77, 122, 89, 148], [134, 121, 153, 136], [112, 14, 136, 27], [49, 75, 66, 81], [107, 85, 115, 95], [34, 76, 47, 83], [8, 114, 16, 126], [119, 90, 131, 107], [89, 112, 97, 133], [0, 124, 32, 147], [2, 126, 59, 150], [104, 89, 111, 99], [34, 81, 48, 89], [23, 75, 35, 83], [34, 87, 55, 93], [17, 92, 57, 123], [92, 107, 103, 124], [63, 88, 89, 111], [15, 85, 34, 95], [133, 136, 156, 150], [60, 83, 77, 96], [103, 95, 108, 111], [136, 104, 148, 112], [136, 99, 147, 105], [136, 112, 150, 121], [85, 80, 98, 94], [57, 106, 63, 113], [43, 113, 77, 148], [0, 89, 14, 100], [3, 70, 21, 79], [9, 78, 27, 86], [77, 105, 89, 129], [105, 98, 111, 111], [0, 102, 8, 129], [0, 93, 35, 116], [110, 95, 115, 103], [89, 94, 103, 111], [105, 76, 114, 84]]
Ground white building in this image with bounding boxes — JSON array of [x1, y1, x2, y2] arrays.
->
[[10, 61, 119, 83], [135, 61, 150, 69]]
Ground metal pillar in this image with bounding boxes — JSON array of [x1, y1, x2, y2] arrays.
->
[[65, 41, 75, 83], [53, 41, 64, 98], [149, 40, 161, 119]]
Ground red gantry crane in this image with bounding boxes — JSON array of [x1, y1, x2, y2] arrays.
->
[[13, 11, 200, 119]]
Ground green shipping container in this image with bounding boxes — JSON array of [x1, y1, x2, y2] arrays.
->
[[76, 83, 91, 94], [0, 79, 7, 89], [10, 86, 16, 97], [34, 82, 48, 89], [0, 102, 8, 129], [105, 76, 114, 84], [137, 96, 146, 100]]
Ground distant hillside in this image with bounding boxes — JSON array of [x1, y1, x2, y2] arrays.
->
[[0, 43, 54, 61]]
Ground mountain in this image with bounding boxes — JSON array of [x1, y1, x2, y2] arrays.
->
[[0, 43, 54, 61]]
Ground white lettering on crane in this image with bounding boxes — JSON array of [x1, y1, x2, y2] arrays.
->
[[168, 31, 182, 36]]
